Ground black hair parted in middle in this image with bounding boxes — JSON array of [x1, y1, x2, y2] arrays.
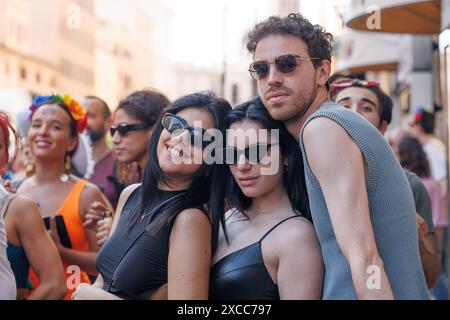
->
[[130, 91, 231, 254], [211, 97, 311, 243]]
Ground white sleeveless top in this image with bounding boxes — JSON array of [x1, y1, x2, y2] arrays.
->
[[0, 183, 16, 300]]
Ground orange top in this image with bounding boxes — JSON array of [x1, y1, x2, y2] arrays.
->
[[30, 180, 92, 300]]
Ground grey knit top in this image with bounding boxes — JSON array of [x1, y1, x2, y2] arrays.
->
[[299, 102, 429, 300]]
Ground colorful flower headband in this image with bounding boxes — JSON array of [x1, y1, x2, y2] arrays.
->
[[29, 94, 88, 133]]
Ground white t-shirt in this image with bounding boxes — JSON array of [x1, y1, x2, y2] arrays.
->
[[0, 183, 17, 300], [423, 139, 448, 182]]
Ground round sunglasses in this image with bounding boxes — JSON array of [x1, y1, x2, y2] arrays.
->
[[161, 113, 211, 149], [249, 54, 320, 80]]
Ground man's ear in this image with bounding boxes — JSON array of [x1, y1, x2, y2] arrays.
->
[[317, 60, 332, 87]]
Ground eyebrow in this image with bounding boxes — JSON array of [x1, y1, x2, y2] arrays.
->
[[337, 97, 377, 107], [32, 118, 65, 126]]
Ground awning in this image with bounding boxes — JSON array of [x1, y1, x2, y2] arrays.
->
[[346, 0, 441, 34], [335, 29, 412, 74]]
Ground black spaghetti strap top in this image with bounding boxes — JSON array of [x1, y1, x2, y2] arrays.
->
[[96, 186, 188, 300], [209, 216, 300, 300]]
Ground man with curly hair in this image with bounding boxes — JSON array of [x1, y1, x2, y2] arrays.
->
[[246, 13, 429, 299]]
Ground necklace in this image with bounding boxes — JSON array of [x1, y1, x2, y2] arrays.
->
[[140, 192, 186, 223]]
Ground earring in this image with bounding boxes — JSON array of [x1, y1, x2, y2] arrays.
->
[[60, 154, 71, 182], [25, 152, 35, 177]]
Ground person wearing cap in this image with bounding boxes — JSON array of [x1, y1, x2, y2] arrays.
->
[[330, 76, 441, 290]]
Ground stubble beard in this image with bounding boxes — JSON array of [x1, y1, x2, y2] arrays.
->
[[284, 80, 318, 128]]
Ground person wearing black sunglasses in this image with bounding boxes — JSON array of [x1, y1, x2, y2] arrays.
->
[[111, 90, 170, 180], [209, 98, 322, 300], [83, 90, 170, 249], [73, 91, 231, 300], [246, 13, 429, 299]]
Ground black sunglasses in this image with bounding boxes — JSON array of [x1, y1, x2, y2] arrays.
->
[[249, 54, 320, 80], [220, 143, 277, 165], [110, 123, 150, 137], [161, 113, 211, 149]]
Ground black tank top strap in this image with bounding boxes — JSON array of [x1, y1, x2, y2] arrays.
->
[[259, 215, 300, 243]]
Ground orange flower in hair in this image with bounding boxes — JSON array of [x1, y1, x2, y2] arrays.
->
[[29, 94, 88, 133]]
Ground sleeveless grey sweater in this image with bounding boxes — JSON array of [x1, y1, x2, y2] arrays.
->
[[299, 102, 429, 300]]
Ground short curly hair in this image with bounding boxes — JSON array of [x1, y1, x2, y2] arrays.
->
[[246, 13, 334, 68]]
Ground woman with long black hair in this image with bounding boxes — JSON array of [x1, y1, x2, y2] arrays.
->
[[72, 91, 231, 300], [210, 98, 323, 300]]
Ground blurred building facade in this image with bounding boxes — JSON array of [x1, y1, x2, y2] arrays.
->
[[0, 0, 58, 98], [0, 0, 95, 112], [0, 0, 168, 113], [96, 3, 153, 108]]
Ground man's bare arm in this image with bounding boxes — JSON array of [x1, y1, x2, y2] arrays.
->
[[303, 117, 393, 299]]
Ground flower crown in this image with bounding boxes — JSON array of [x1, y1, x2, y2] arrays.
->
[[29, 94, 88, 133]]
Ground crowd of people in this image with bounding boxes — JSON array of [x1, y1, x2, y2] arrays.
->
[[0, 13, 448, 300]]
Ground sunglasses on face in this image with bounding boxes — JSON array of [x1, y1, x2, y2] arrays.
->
[[110, 123, 150, 137], [330, 79, 380, 97], [161, 113, 210, 149], [249, 54, 321, 80], [220, 143, 277, 165]]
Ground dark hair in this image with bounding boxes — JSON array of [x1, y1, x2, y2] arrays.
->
[[116, 89, 171, 128], [85, 95, 111, 119], [330, 76, 393, 125], [213, 97, 311, 241], [132, 91, 231, 254], [414, 108, 435, 134], [246, 13, 333, 68], [397, 136, 431, 178]]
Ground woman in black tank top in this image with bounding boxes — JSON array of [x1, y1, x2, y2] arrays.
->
[[72, 92, 231, 300], [210, 99, 324, 300]]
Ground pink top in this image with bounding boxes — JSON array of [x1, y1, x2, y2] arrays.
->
[[422, 177, 448, 228]]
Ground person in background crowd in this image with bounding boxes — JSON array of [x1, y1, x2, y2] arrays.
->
[[397, 135, 449, 299], [410, 108, 448, 196], [16, 94, 111, 300], [72, 91, 231, 300], [83, 96, 119, 210], [410, 109, 448, 299], [1, 111, 66, 300], [330, 76, 441, 289], [0, 111, 18, 300], [83, 89, 171, 247]]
